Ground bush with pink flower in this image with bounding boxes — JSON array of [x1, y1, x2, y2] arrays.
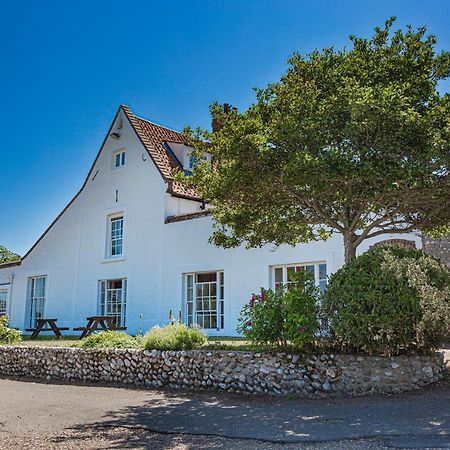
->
[[237, 270, 319, 350]]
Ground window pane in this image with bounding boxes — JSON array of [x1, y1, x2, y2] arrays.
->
[[197, 272, 216, 283], [319, 263, 327, 280], [0, 291, 7, 315], [319, 280, 327, 293], [287, 266, 296, 282]]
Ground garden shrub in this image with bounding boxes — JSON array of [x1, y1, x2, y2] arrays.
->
[[78, 331, 140, 349], [0, 315, 22, 345], [322, 246, 450, 355], [237, 270, 319, 350], [144, 322, 207, 351]]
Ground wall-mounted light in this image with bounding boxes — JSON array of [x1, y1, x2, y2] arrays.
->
[[110, 132, 121, 139]]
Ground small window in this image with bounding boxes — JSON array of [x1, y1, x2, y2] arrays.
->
[[113, 151, 126, 169], [108, 215, 124, 257]]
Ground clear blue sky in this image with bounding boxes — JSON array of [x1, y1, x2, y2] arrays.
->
[[1, 0, 449, 256]]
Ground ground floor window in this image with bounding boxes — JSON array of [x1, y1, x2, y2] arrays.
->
[[273, 263, 327, 292], [98, 279, 127, 327], [28, 276, 46, 327], [0, 289, 8, 316], [185, 271, 224, 330]]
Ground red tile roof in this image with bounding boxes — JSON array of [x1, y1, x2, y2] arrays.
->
[[121, 105, 201, 201]]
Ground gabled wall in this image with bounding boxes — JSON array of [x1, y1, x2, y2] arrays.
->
[[8, 110, 169, 332]]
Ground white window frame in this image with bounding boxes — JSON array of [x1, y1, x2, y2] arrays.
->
[[106, 213, 124, 258], [0, 288, 8, 316], [112, 149, 126, 170], [27, 276, 47, 327], [184, 271, 224, 331], [272, 262, 327, 292], [98, 278, 127, 327]]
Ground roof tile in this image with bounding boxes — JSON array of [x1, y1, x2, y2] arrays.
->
[[121, 105, 201, 201]]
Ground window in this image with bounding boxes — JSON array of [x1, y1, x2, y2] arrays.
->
[[273, 263, 327, 292], [113, 151, 126, 168], [0, 289, 7, 316], [108, 215, 124, 257], [28, 276, 46, 327], [99, 279, 127, 326], [185, 271, 224, 330]]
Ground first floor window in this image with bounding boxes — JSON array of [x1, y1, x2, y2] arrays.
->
[[273, 263, 327, 292], [109, 215, 124, 257], [0, 289, 8, 316], [99, 279, 127, 326], [28, 276, 46, 327], [185, 271, 224, 330]]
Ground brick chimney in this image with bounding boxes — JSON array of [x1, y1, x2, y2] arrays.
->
[[212, 103, 233, 132]]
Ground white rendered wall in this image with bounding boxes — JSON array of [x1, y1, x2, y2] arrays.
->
[[161, 215, 421, 336], [8, 110, 169, 333], [6, 110, 423, 336]]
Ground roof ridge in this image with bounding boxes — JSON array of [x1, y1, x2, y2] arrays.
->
[[121, 105, 183, 136]]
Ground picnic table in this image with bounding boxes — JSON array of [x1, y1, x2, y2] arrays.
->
[[73, 315, 127, 339], [25, 318, 69, 339]]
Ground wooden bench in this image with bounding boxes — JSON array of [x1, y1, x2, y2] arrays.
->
[[73, 316, 127, 339], [26, 319, 69, 339]]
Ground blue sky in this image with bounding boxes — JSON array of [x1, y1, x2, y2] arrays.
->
[[1, 0, 449, 255]]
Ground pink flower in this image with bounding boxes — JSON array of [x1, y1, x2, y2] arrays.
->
[[299, 326, 305, 334], [247, 321, 252, 327], [260, 290, 265, 302]]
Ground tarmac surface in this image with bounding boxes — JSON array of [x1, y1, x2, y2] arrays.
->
[[0, 377, 449, 449]]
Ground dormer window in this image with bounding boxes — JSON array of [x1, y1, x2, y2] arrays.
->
[[188, 154, 205, 170], [113, 150, 126, 169]]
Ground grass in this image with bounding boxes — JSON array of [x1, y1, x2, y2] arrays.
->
[[5, 334, 254, 350]]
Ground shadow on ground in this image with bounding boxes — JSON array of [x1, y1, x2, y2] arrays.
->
[[63, 380, 450, 449]]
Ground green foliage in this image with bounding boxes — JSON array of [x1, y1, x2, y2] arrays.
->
[[180, 19, 450, 261], [237, 271, 319, 350], [0, 246, 20, 264], [237, 289, 285, 348], [0, 316, 22, 345], [144, 322, 207, 351], [78, 331, 140, 349], [322, 246, 450, 355]]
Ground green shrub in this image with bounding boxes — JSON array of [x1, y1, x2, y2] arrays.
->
[[237, 271, 319, 350], [322, 246, 450, 355], [78, 331, 139, 349], [283, 274, 320, 349], [0, 316, 22, 345], [237, 288, 285, 348], [144, 322, 207, 351]]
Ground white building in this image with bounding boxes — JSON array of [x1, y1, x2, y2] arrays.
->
[[0, 105, 421, 336]]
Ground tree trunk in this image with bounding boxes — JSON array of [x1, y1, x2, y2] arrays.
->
[[343, 232, 357, 263]]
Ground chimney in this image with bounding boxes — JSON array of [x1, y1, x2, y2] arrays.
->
[[212, 103, 234, 132]]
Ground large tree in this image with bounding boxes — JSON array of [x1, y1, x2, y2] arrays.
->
[[182, 19, 450, 262], [0, 246, 20, 264]]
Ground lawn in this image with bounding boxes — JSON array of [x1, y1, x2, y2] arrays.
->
[[13, 335, 253, 350]]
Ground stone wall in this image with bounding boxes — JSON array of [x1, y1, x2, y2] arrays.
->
[[422, 236, 450, 267], [0, 346, 444, 398]]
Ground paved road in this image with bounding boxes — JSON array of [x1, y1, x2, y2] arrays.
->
[[0, 378, 449, 449]]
